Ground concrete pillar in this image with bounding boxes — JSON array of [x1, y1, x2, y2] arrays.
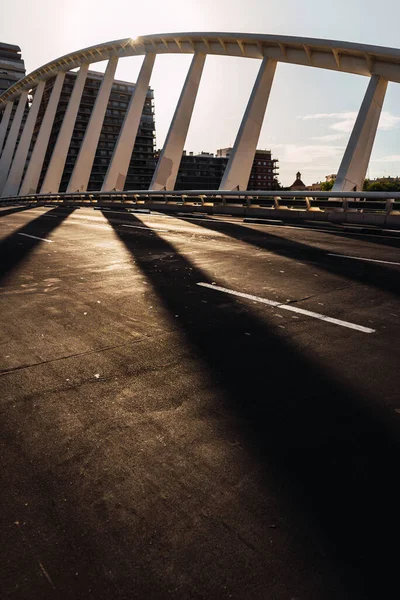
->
[[19, 71, 66, 195], [0, 91, 28, 193], [0, 101, 14, 155], [41, 63, 89, 193], [219, 57, 277, 191], [2, 81, 46, 197], [67, 56, 118, 192], [102, 53, 155, 191], [333, 75, 388, 192], [150, 52, 206, 191]]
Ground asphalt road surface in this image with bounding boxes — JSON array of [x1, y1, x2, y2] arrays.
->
[[1, 205, 399, 599]]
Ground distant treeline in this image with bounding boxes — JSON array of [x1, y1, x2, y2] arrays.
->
[[320, 178, 400, 191]]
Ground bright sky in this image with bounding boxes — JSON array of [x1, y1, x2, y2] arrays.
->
[[2, 0, 400, 186]]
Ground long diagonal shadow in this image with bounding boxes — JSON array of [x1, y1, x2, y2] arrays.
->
[[299, 223, 400, 250], [0, 206, 33, 218], [0, 207, 76, 282], [173, 215, 400, 297], [267, 218, 400, 250], [102, 211, 400, 598]]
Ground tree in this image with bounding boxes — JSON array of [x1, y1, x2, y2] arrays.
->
[[320, 179, 334, 191], [364, 179, 400, 192], [272, 178, 281, 190], [363, 179, 371, 191]]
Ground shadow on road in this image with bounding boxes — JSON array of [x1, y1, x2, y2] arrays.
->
[[174, 215, 400, 297], [0, 207, 76, 282], [0, 205, 33, 219], [301, 223, 400, 250], [101, 211, 400, 599]]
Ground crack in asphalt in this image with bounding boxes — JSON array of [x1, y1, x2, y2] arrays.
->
[[284, 281, 364, 304], [0, 337, 147, 377]]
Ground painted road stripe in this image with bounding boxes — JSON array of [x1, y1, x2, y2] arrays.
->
[[17, 232, 53, 243], [121, 224, 170, 233], [150, 214, 400, 240], [197, 282, 375, 334], [328, 253, 400, 266]]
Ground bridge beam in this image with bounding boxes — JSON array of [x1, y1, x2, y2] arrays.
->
[[20, 72, 66, 195], [150, 52, 206, 191], [219, 57, 277, 191], [333, 75, 388, 192], [41, 63, 89, 194], [0, 101, 14, 155], [2, 81, 46, 197], [0, 92, 28, 194], [102, 53, 155, 192], [67, 56, 119, 193]]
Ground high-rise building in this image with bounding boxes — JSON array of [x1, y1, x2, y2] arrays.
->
[[248, 149, 279, 191], [0, 43, 25, 95], [174, 148, 280, 191], [217, 147, 279, 190], [0, 43, 27, 156], [175, 151, 228, 190], [28, 70, 156, 192]]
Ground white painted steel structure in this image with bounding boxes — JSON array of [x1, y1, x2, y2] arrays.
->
[[2, 32, 400, 198], [150, 52, 206, 191]]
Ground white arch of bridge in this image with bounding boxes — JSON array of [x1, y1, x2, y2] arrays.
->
[[1, 32, 400, 197]]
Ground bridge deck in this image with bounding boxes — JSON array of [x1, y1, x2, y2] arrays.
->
[[1, 206, 399, 599]]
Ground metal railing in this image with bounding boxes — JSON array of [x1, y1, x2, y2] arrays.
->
[[1, 189, 400, 226]]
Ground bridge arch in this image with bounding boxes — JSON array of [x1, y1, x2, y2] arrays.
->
[[1, 33, 400, 196]]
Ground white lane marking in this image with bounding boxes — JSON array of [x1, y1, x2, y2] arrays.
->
[[17, 233, 53, 243], [197, 282, 375, 334], [68, 214, 105, 221], [9, 207, 399, 240], [250, 223, 398, 240], [44, 209, 397, 241], [121, 224, 170, 233], [328, 253, 400, 266], [76, 222, 110, 230], [146, 213, 400, 240]]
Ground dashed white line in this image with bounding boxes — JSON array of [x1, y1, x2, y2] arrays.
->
[[144, 213, 400, 240], [328, 253, 400, 266], [17, 233, 54, 243], [121, 224, 170, 233], [197, 282, 375, 334]]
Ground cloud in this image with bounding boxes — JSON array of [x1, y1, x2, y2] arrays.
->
[[299, 112, 356, 121], [311, 133, 346, 141], [330, 117, 357, 133], [371, 155, 400, 162], [274, 143, 343, 164], [377, 113, 400, 130], [299, 111, 400, 134]]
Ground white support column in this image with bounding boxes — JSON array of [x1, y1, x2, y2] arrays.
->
[[67, 56, 118, 193], [0, 91, 28, 193], [19, 71, 66, 195], [2, 81, 45, 197], [102, 53, 155, 191], [333, 75, 388, 192], [150, 52, 206, 191], [41, 63, 89, 194], [0, 101, 14, 155], [219, 57, 277, 191]]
